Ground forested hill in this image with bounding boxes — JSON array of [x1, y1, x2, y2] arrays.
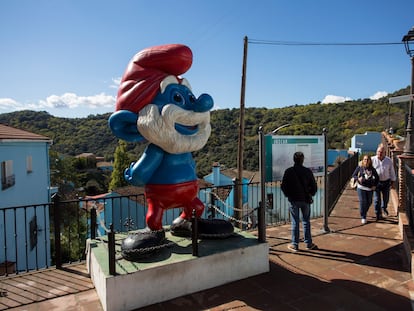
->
[[0, 86, 409, 177]]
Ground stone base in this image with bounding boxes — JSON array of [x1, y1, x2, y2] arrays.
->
[[87, 231, 269, 311]]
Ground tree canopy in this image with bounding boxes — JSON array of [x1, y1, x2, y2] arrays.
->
[[0, 86, 409, 180]]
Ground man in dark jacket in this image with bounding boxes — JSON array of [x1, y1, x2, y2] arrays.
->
[[281, 152, 318, 252]]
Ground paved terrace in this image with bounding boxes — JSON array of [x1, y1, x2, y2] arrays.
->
[[1, 184, 414, 311]]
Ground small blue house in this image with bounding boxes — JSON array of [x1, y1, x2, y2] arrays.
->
[[0, 124, 52, 273], [349, 131, 381, 154]]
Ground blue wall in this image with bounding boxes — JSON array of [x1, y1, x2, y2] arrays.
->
[[0, 140, 51, 271], [0, 141, 51, 207], [349, 132, 381, 154]]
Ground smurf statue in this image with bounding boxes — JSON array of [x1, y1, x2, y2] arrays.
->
[[109, 44, 233, 260]]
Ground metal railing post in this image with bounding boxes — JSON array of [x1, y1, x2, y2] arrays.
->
[[192, 209, 199, 256], [258, 126, 266, 242], [108, 224, 116, 275], [52, 193, 62, 269], [90, 206, 96, 240], [209, 191, 216, 219], [322, 128, 330, 233]]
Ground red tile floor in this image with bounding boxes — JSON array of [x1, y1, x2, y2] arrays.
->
[[2, 185, 413, 310]]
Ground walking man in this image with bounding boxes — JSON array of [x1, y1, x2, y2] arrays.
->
[[371, 145, 396, 220], [281, 152, 318, 252]]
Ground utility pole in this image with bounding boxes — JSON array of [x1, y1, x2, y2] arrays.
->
[[236, 36, 248, 227]]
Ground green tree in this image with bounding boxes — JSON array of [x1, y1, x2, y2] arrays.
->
[[108, 140, 131, 191]]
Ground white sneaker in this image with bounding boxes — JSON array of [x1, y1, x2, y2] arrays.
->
[[361, 218, 367, 224]]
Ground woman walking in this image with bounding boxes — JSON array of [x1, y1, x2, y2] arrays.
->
[[351, 155, 379, 224]]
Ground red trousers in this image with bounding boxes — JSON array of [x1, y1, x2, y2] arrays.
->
[[144, 181, 205, 230]]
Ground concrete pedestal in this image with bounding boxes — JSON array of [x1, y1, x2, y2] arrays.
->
[[87, 231, 269, 311]]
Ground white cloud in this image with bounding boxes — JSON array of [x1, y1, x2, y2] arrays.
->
[[0, 97, 39, 111], [0, 98, 21, 109], [322, 95, 352, 104], [110, 77, 121, 89], [0, 93, 116, 116], [39, 92, 115, 109], [321, 91, 388, 104], [370, 91, 388, 100]]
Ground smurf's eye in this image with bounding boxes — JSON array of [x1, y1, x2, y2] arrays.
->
[[173, 93, 183, 103], [189, 95, 196, 104]]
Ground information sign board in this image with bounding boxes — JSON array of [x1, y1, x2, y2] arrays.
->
[[265, 135, 325, 182]]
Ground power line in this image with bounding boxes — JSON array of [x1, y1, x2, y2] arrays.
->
[[248, 39, 403, 46]]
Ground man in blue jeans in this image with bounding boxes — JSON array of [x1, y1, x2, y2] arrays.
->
[[371, 145, 396, 220], [281, 152, 318, 252]]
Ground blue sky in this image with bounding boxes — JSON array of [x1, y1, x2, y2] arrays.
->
[[0, 0, 413, 118]]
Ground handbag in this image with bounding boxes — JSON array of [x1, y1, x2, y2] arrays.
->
[[349, 177, 358, 189], [349, 170, 360, 189]]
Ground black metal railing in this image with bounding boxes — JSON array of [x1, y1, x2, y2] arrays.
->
[[326, 153, 359, 214], [405, 163, 414, 232], [1, 157, 358, 277], [0, 203, 51, 275]]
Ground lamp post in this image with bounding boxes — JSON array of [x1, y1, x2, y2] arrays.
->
[[402, 26, 414, 155], [271, 123, 291, 134]]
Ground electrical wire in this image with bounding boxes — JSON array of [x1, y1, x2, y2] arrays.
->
[[248, 39, 403, 46]]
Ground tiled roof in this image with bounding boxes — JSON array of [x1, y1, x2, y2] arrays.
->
[[0, 124, 51, 141]]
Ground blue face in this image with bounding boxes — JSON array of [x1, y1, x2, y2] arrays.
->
[[152, 84, 214, 135]]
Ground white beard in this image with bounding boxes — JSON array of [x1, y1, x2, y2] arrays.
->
[[137, 104, 211, 154]]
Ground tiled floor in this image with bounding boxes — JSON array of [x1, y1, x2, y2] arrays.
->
[[1, 185, 413, 310]]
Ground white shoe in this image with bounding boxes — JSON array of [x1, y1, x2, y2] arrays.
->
[[361, 218, 367, 224]]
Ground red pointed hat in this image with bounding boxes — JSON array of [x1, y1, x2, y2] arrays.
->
[[116, 44, 193, 113]]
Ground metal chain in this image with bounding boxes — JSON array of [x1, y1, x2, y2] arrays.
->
[[122, 240, 177, 256], [209, 192, 250, 225], [210, 205, 249, 225], [90, 194, 250, 260], [119, 229, 189, 258], [210, 191, 244, 212]]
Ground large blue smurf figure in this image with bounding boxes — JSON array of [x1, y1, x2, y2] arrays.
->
[[109, 44, 233, 260]]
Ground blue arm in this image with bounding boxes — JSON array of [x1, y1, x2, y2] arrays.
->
[[108, 110, 145, 142], [124, 144, 164, 186]]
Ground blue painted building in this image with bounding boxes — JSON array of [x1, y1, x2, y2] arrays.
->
[[0, 124, 52, 273], [349, 131, 381, 154]]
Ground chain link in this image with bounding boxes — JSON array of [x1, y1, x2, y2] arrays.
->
[[91, 193, 253, 261], [122, 240, 177, 257], [209, 205, 249, 225], [209, 192, 250, 225], [210, 191, 244, 212]]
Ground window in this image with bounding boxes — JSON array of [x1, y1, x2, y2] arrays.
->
[[26, 156, 33, 173], [1, 160, 15, 190]]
